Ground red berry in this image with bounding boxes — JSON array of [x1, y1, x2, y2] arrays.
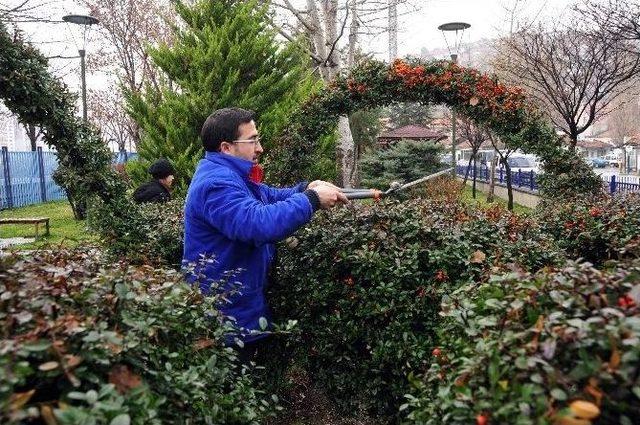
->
[[476, 414, 489, 425], [432, 347, 441, 357], [618, 297, 628, 308]]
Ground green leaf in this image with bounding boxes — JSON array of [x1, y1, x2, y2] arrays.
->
[[86, 390, 98, 405], [22, 340, 51, 352], [110, 414, 131, 425], [258, 317, 268, 330], [550, 388, 567, 401]]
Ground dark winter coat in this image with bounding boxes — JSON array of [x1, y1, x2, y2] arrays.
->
[[132, 180, 171, 204]]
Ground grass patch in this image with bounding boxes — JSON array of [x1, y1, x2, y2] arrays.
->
[[460, 185, 532, 215], [0, 200, 94, 248]]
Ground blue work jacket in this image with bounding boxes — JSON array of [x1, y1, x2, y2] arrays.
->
[[183, 152, 313, 343]]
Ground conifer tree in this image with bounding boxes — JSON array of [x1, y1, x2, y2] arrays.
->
[[126, 0, 317, 191]]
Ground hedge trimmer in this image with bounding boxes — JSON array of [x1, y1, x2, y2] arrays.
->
[[341, 168, 453, 200]]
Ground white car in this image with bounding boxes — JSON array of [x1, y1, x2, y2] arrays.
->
[[604, 153, 620, 168], [499, 156, 539, 174]]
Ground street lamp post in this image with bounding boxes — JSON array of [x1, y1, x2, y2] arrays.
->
[[62, 14, 99, 122], [438, 22, 471, 177]]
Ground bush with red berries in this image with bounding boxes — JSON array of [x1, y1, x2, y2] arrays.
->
[[268, 194, 563, 418], [405, 260, 640, 425], [536, 193, 640, 266], [267, 58, 601, 201]]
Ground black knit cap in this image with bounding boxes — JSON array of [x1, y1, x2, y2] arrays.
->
[[148, 159, 175, 179]]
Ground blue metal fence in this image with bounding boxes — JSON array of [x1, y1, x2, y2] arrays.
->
[[0, 148, 137, 209], [456, 164, 539, 192], [457, 164, 640, 195], [601, 175, 640, 194]]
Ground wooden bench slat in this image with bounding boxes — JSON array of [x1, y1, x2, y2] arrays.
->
[[0, 218, 49, 224], [0, 217, 50, 237]]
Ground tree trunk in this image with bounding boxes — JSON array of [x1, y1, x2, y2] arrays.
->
[[487, 154, 497, 203], [24, 123, 39, 151], [388, 0, 398, 61], [337, 116, 356, 188], [347, 0, 358, 68], [503, 159, 514, 211], [472, 155, 477, 199]]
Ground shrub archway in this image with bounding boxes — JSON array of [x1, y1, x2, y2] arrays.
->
[[1, 22, 600, 242], [0, 23, 123, 218], [268, 58, 602, 200]]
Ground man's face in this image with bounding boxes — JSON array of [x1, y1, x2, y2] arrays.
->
[[160, 175, 174, 189], [221, 120, 263, 163]]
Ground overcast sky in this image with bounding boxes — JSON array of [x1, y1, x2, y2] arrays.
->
[[4, 0, 578, 89]]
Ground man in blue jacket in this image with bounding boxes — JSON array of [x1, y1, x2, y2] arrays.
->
[[183, 107, 348, 362]]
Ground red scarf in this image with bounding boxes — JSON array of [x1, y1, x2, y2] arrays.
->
[[249, 164, 264, 184]]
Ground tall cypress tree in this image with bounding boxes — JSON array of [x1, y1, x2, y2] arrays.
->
[[126, 0, 317, 191]]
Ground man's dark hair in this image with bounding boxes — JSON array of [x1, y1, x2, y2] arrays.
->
[[200, 107, 256, 152], [148, 158, 175, 179]]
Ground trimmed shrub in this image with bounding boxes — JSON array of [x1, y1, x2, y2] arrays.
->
[[407, 260, 640, 425], [0, 248, 272, 424], [537, 193, 640, 266], [88, 197, 184, 266], [269, 196, 563, 418]]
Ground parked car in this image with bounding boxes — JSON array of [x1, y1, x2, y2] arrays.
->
[[604, 153, 621, 167], [499, 155, 539, 174], [590, 157, 607, 168]]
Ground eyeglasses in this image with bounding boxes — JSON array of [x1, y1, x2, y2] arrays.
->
[[231, 136, 261, 146]]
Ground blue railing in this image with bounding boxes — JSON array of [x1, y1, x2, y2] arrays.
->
[[457, 164, 640, 195], [456, 164, 539, 192], [0, 148, 137, 209], [601, 174, 640, 194]]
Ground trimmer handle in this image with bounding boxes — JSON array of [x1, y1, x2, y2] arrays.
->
[[343, 189, 383, 200]]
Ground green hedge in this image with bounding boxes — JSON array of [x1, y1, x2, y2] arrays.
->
[[536, 193, 640, 266], [0, 248, 273, 424], [88, 198, 184, 266], [407, 260, 640, 425], [268, 197, 563, 419]]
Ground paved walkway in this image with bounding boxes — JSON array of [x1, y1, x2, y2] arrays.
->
[[0, 237, 35, 250]]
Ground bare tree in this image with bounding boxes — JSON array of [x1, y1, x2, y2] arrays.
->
[[495, 23, 640, 149], [81, 0, 175, 148], [458, 116, 490, 199], [488, 133, 517, 211], [270, 0, 420, 187], [578, 0, 640, 41], [88, 88, 137, 152]]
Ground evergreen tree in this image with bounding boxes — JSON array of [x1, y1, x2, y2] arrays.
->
[[384, 101, 432, 128], [359, 139, 443, 189], [126, 0, 317, 192]]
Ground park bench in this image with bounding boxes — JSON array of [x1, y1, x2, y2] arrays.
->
[[0, 217, 50, 238]]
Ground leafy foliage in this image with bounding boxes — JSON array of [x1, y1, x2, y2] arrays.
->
[[384, 101, 432, 127], [126, 0, 317, 194], [88, 197, 184, 266], [536, 193, 640, 266], [359, 139, 443, 189], [0, 22, 124, 219], [0, 248, 273, 424], [407, 261, 640, 425], [268, 58, 602, 201], [268, 190, 563, 419]]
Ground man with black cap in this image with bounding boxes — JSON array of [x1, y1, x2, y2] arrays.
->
[[132, 158, 175, 203]]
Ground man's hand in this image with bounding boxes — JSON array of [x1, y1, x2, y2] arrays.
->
[[311, 185, 349, 209], [307, 180, 339, 190]]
